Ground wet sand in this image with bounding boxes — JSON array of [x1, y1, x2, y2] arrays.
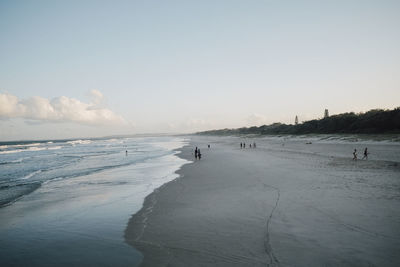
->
[[125, 135, 400, 266]]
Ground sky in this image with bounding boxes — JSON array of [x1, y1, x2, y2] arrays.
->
[[0, 0, 399, 141]]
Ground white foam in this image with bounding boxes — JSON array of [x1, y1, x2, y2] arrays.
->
[[20, 170, 42, 180], [11, 158, 25, 163], [47, 146, 62, 150], [0, 145, 62, 154], [11, 143, 41, 148], [0, 150, 23, 154], [67, 140, 92, 146]]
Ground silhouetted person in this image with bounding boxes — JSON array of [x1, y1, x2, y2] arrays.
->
[[353, 149, 357, 161], [240, 143, 242, 149], [362, 148, 368, 160], [253, 142, 256, 148], [195, 147, 198, 159], [250, 144, 252, 148], [126, 150, 128, 156], [208, 144, 210, 149], [198, 149, 201, 160], [243, 143, 246, 148]]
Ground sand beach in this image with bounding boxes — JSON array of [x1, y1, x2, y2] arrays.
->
[[125, 135, 400, 266]]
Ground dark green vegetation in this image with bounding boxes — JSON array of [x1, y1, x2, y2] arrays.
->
[[198, 108, 400, 135]]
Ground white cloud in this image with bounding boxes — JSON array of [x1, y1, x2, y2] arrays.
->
[[0, 91, 126, 125], [182, 118, 207, 128], [87, 89, 106, 109], [245, 113, 268, 126], [158, 118, 215, 133]]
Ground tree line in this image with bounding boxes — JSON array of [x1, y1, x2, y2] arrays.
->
[[197, 108, 400, 135]]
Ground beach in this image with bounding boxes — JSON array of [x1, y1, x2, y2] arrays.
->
[[125, 135, 400, 266]]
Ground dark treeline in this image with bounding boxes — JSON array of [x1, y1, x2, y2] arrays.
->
[[198, 108, 400, 135]]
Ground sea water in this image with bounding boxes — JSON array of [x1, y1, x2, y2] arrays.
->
[[0, 136, 189, 266]]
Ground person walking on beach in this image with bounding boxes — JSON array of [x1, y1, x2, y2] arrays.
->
[[195, 147, 198, 160], [362, 147, 369, 160], [126, 150, 128, 156], [198, 149, 201, 160], [208, 144, 210, 149], [240, 143, 242, 149], [253, 142, 256, 148], [243, 143, 246, 148], [353, 149, 357, 161]]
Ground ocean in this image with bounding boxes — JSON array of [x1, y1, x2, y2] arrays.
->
[[0, 136, 189, 266]]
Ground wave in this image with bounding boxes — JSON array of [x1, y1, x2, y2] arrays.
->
[[41, 151, 171, 187], [0, 143, 41, 150], [67, 140, 92, 146], [47, 146, 62, 150], [0, 138, 182, 208], [0, 150, 26, 154], [0, 182, 41, 207], [0, 157, 28, 165], [0, 146, 62, 154], [20, 170, 42, 180]]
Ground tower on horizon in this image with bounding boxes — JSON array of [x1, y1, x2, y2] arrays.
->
[[324, 109, 329, 118], [295, 115, 298, 125]]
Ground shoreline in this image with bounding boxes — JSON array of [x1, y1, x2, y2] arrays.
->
[[124, 135, 400, 266], [124, 136, 284, 266], [124, 142, 195, 265]]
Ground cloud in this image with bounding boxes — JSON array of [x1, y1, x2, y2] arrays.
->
[[160, 118, 214, 133], [0, 91, 126, 125], [182, 118, 207, 129], [87, 89, 106, 109], [245, 113, 268, 126]]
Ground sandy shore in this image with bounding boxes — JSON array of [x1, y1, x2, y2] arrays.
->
[[125, 135, 400, 266]]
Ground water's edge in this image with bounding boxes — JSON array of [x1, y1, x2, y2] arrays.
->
[[123, 141, 193, 262]]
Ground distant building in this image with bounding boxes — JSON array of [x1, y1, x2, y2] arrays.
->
[[324, 109, 329, 118], [295, 115, 298, 125]]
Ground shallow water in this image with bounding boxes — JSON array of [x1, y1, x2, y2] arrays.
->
[[0, 136, 188, 266]]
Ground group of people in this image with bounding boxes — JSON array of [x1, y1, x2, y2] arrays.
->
[[194, 146, 202, 160], [240, 142, 256, 149], [353, 147, 369, 160], [193, 142, 369, 162], [193, 144, 211, 160]]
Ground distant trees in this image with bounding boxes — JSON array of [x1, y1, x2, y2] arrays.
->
[[198, 108, 400, 135]]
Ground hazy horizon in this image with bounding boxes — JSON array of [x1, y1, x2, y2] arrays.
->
[[1, 1, 399, 141], [0, 106, 398, 142]]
